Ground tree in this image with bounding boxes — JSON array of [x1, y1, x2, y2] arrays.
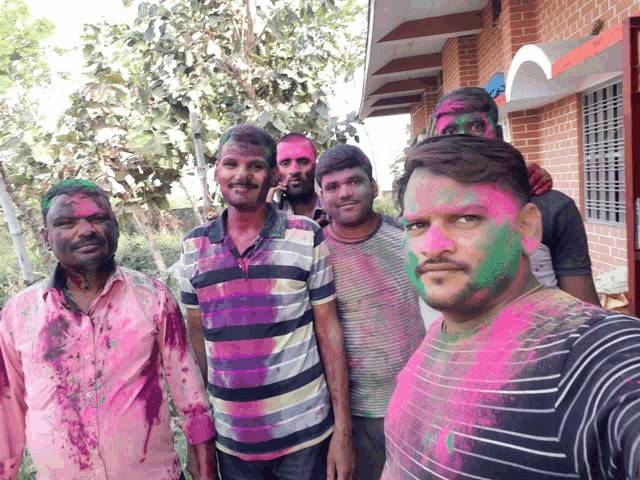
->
[[49, 0, 365, 274], [0, 0, 56, 278]]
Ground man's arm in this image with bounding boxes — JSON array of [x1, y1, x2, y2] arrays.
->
[[312, 299, 355, 480], [186, 307, 208, 383], [557, 274, 601, 306], [0, 310, 27, 480], [158, 293, 215, 479]]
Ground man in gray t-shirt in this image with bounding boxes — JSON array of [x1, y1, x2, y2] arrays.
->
[[316, 144, 426, 480]]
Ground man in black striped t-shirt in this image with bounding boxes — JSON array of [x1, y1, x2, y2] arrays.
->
[[383, 134, 640, 480]]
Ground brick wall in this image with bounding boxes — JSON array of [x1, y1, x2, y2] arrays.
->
[[537, 0, 640, 43], [459, 35, 479, 87], [501, 0, 539, 68], [442, 38, 461, 93], [477, 2, 505, 87]]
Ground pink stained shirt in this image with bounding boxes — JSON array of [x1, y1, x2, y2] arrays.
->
[[0, 265, 214, 480]]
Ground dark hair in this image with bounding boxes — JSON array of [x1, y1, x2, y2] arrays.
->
[[316, 144, 374, 186], [41, 179, 110, 226], [393, 135, 530, 214], [218, 124, 277, 168], [277, 133, 317, 159], [432, 87, 503, 139]]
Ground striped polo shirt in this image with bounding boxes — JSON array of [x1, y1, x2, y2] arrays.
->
[[179, 204, 336, 461], [382, 287, 640, 480]]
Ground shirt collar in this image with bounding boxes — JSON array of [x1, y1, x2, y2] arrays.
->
[[208, 203, 287, 244], [281, 194, 325, 217], [42, 258, 123, 301]]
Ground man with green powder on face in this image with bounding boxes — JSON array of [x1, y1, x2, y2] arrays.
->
[[433, 86, 601, 306], [381, 135, 640, 480]]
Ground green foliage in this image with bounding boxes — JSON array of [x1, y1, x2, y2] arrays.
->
[[0, 0, 54, 91], [373, 193, 399, 217], [51, 0, 365, 209]]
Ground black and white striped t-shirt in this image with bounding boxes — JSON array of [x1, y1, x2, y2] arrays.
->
[[382, 286, 640, 480], [325, 214, 426, 417]]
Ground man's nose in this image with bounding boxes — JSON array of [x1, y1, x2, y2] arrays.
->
[[419, 224, 456, 258], [338, 183, 354, 199], [77, 218, 98, 236]]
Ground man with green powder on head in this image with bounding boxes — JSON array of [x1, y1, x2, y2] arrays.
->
[[382, 135, 640, 480], [433, 86, 600, 306], [0, 179, 216, 479]]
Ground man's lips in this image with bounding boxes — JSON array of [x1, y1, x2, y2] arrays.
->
[[337, 201, 358, 208], [230, 184, 257, 189], [74, 242, 104, 252], [416, 263, 466, 275]]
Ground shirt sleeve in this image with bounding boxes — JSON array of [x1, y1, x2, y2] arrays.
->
[[0, 305, 27, 480], [307, 224, 336, 305], [157, 288, 214, 445], [547, 195, 592, 277], [555, 312, 640, 479], [179, 235, 200, 308]]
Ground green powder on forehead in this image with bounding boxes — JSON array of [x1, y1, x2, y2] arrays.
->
[[41, 179, 100, 211]]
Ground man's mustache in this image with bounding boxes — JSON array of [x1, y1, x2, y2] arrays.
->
[[415, 257, 469, 277], [71, 237, 106, 250], [230, 182, 258, 189]]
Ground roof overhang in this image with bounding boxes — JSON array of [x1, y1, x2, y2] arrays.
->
[[501, 24, 623, 117], [359, 0, 487, 120]]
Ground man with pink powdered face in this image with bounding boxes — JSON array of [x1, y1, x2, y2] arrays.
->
[[432, 87, 600, 306], [382, 135, 640, 480], [0, 179, 215, 480]]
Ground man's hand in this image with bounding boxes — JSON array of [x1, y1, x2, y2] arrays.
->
[[527, 164, 553, 196], [327, 429, 355, 480], [266, 182, 287, 203], [186, 442, 217, 480]]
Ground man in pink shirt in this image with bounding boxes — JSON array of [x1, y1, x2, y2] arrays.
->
[[0, 179, 216, 480]]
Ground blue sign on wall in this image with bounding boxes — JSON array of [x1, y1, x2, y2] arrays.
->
[[485, 72, 505, 99]]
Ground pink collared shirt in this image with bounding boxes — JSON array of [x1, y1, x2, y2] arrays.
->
[[0, 265, 214, 480]]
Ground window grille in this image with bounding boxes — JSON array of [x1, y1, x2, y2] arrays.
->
[[582, 80, 625, 224]]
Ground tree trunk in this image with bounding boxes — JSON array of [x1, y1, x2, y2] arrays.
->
[[129, 206, 167, 277], [0, 168, 35, 284], [178, 176, 204, 225], [0, 163, 55, 269], [189, 112, 213, 210]]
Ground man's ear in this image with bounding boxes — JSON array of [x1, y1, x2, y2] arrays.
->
[[371, 178, 379, 199], [517, 202, 542, 256], [270, 167, 280, 187], [42, 227, 51, 251]]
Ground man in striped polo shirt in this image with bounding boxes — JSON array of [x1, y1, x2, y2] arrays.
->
[[384, 135, 640, 479], [315, 144, 426, 480], [180, 124, 355, 480]]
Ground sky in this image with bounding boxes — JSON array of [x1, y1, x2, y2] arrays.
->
[[24, 0, 410, 193]]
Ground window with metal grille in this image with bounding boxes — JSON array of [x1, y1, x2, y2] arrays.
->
[[582, 80, 624, 224]]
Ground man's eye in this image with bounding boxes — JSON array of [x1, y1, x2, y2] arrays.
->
[[325, 185, 337, 191], [442, 127, 456, 135], [349, 179, 361, 185], [279, 160, 290, 167], [406, 222, 428, 231], [471, 123, 485, 131], [455, 215, 481, 224]]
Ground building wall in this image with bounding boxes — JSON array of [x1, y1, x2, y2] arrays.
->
[[537, 0, 640, 43], [406, 0, 640, 276]]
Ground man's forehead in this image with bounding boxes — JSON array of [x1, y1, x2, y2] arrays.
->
[[403, 170, 519, 216], [277, 138, 315, 157], [221, 140, 270, 159]]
